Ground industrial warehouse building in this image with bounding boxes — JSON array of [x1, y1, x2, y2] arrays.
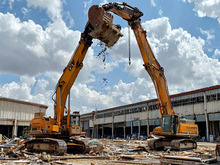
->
[[0, 97, 47, 138], [81, 85, 220, 141]]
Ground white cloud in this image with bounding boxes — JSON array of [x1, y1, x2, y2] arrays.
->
[[0, 10, 120, 92], [83, 0, 92, 15], [151, 0, 156, 7], [8, 0, 14, 9], [0, 76, 34, 101], [26, 0, 63, 21], [0, 12, 82, 76], [213, 49, 220, 59], [0, 66, 155, 116], [143, 17, 172, 38], [109, 78, 155, 105], [0, 74, 63, 116], [109, 17, 220, 93], [2, 1, 220, 117], [99, 0, 108, 6], [188, 0, 220, 24], [199, 28, 215, 40], [0, 9, 124, 116], [21, 7, 31, 16], [144, 18, 220, 91], [159, 9, 163, 16], [199, 28, 215, 51], [69, 77, 156, 114], [63, 11, 74, 28]]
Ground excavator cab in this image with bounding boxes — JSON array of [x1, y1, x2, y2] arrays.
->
[[162, 114, 179, 135], [69, 111, 81, 136]]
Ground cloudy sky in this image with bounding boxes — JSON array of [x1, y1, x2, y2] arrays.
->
[[0, 0, 220, 116]]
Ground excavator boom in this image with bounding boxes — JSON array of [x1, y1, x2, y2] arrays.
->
[[54, 14, 123, 130], [54, 25, 93, 128], [99, 2, 174, 116]]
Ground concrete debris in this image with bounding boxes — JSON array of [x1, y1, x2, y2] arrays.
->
[[0, 136, 220, 165]]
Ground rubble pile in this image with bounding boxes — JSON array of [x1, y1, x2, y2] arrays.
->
[[0, 137, 219, 165]]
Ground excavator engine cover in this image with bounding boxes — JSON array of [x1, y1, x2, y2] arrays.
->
[[88, 5, 123, 47]]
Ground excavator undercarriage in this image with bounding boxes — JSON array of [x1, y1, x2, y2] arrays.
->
[[25, 137, 85, 155], [148, 137, 197, 151], [25, 138, 67, 156]]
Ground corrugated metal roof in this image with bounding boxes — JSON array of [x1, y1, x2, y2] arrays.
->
[[0, 97, 48, 108]]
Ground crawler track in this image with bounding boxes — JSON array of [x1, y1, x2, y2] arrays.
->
[[25, 138, 67, 156], [148, 138, 197, 151], [171, 139, 197, 150]]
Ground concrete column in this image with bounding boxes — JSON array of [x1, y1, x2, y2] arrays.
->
[[112, 111, 114, 138], [13, 118, 17, 137], [97, 125, 99, 138], [131, 121, 133, 135], [81, 120, 83, 132], [209, 121, 214, 141], [212, 121, 215, 138], [204, 92, 209, 141], [92, 111, 96, 138], [219, 121, 220, 138], [214, 121, 218, 138], [93, 125, 95, 138], [147, 103, 149, 137], [124, 122, 126, 139], [124, 110, 126, 139], [87, 120, 90, 137], [94, 125, 96, 138], [103, 113, 105, 138], [88, 127, 90, 137], [8, 126, 10, 138], [209, 122, 212, 135], [102, 124, 104, 138], [138, 120, 141, 139], [112, 123, 114, 138]]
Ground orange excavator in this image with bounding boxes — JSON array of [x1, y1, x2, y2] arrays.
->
[[25, 9, 123, 155], [94, 2, 199, 150]]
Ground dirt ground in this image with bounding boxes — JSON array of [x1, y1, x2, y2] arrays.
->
[[0, 139, 219, 165]]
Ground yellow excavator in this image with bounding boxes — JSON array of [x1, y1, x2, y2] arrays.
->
[[26, 2, 198, 154], [93, 2, 199, 150], [25, 8, 123, 155]]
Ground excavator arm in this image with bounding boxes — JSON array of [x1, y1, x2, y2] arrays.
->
[[53, 16, 123, 129], [100, 2, 174, 116], [53, 23, 93, 128]]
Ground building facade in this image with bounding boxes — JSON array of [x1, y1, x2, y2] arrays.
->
[[81, 85, 220, 141], [0, 97, 48, 138]]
